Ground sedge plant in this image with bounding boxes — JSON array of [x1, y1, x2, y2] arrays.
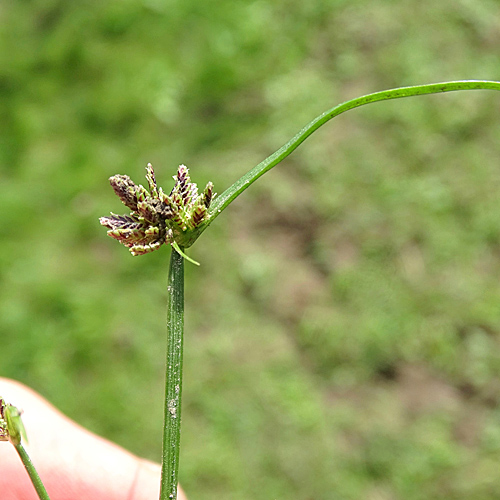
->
[[2, 80, 499, 500]]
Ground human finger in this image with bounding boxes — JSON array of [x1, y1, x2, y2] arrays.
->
[[0, 378, 187, 500]]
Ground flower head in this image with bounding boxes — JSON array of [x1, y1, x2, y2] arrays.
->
[[0, 398, 27, 445], [100, 164, 215, 256]]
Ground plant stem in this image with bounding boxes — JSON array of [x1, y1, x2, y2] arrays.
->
[[207, 80, 500, 223], [14, 443, 51, 500], [160, 246, 185, 500]]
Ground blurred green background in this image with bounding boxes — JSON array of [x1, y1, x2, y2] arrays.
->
[[2, 1, 500, 499]]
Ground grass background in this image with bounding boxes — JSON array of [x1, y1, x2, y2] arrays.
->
[[1, 1, 500, 499]]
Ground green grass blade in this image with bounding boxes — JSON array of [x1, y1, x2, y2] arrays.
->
[[207, 80, 500, 223]]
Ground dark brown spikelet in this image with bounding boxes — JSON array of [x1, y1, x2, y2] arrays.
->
[[130, 240, 162, 256], [145, 163, 158, 197], [109, 175, 148, 212], [108, 226, 148, 247], [170, 192, 182, 211], [201, 182, 214, 208], [191, 204, 207, 228], [137, 200, 159, 224], [99, 213, 142, 231], [152, 199, 174, 220], [176, 165, 191, 203]]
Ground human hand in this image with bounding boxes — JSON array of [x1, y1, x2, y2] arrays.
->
[[0, 378, 187, 500]]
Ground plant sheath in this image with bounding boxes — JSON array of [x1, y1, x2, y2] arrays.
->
[[14, 443, 51, 500], [160, 247, 185, 500]]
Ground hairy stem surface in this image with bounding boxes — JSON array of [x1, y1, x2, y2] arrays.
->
[[160, 247, 185, 500]]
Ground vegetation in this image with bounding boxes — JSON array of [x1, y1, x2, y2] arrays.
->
[[1, 1, 500, 499]]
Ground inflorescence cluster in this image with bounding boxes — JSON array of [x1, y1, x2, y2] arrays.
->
[[100, 164, 214, 255], [0, 397, 25, 446]]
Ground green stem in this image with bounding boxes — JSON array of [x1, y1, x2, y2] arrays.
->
[[14, 443, 51, 500], [160, 247, 185, 500], [207, 79, 500, 223]]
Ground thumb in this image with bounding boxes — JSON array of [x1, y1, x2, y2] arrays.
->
[[0, 378, 187, 500]]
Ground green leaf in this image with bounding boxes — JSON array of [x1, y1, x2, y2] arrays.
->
[[205, 80, 500, 227]]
